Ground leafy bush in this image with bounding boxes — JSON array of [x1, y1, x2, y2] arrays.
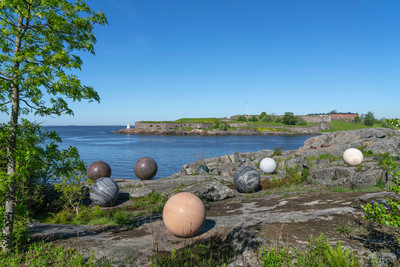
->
[[386, 118, 399, 128], [295, 117, 307, 125], [259, 112, 267, 120], [362, 160, 400, 233], [262, 115, 274, 122], [283, 112, 296, 125], [237, 115, 247, 122], [273, 147, 283, 156], [249, 115, 258, 122], [0, 121, 89, 249], [362, 111, 376, 126]]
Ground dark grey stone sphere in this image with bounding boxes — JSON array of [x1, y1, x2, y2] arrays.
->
[[134, 157, 158, 180], [87, 160, 112, 181], [233, 166, 261, 193], [89, 177, 119, 207]]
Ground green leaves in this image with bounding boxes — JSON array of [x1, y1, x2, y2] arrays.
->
[[361, 159, 400, 233], [0, 0, 107, 116]]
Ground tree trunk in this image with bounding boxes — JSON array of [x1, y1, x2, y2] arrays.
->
[[2, 83, 19, 253], [1, 14, 23, 254]]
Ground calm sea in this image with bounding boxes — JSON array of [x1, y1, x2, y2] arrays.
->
[[45, 126, 314, 180]]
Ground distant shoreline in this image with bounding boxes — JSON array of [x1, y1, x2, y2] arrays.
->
[[112, 127, 320, 136]]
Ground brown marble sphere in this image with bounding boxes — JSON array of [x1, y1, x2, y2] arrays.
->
[[87, 160, 112, 181], [162, 192, 206, 238], [134, 157, 158, 180]]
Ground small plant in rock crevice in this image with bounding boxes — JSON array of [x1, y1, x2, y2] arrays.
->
[[362, 159, 400, 236]]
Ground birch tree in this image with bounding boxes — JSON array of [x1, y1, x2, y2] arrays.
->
[[0, 0, 106, 252]]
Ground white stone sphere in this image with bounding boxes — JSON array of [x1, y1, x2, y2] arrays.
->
[[259, 158, 277, 174], [343, 148, 364, 166]]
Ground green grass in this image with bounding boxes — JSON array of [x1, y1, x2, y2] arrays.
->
[[175, 118, 219, 123], [151, 238, 232, 266], [328, 183, 386, 193], [0, 241, 109, 266], [260, 234, 362, 267], [304, 154, 343, 166], [42, 191, 168, 226], [322, 121, 382, 132], [334, 225, 353, 235]]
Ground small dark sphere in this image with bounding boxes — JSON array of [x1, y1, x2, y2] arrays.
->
[[233, 166, 261, 193], [87, 160, 112, 181], [134, 157, 158, 180], [89, 177, 119, 207], [196, 164, 209, 174]]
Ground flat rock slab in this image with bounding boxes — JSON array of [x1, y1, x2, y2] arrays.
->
[[29, 189, 400, 266]]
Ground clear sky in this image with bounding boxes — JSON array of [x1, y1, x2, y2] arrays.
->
[[13, 0, 400, 125]]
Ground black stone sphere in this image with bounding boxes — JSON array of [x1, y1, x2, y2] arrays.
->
[[87, 160, 112, 181], [134, 157, 158, 180], [89, 177, 119, 207], [233, 166, 261, 193]]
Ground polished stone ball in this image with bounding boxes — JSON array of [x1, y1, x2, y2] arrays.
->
[[87, 161, 112, 181], [260, 158, 277, 174], [134, 157, 158, 180], [343, 148, 364, 166], [89, 177, 119, 207], [233, 166, 261, 193], [163, 192, 206, 238]]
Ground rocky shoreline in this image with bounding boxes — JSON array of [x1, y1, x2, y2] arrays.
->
[[113, 122, 330, 136], [29, 128, 400, 266]]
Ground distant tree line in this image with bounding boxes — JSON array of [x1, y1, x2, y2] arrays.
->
[[236, 112, 307, 126], [234, 110, 399, 129]]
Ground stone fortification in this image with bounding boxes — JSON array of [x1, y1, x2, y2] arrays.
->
[[135, 122, 213, 131], [300, 114, 331, 123], [230, 114, 331, 123]]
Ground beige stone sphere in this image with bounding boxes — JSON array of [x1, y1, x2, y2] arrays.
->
[[343, 148, 364, 166], [162, 192, 206, 238]]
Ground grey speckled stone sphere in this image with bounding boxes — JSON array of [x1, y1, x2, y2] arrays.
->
[[233, 166, 261, 193], [87, 160, 112, 181], [134, 157, 158, 180], [89, 177, 119, 207]]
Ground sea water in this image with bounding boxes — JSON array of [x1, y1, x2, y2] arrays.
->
[[45, 126, 314, 180]]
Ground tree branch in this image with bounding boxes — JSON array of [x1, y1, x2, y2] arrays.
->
[[0, 72, 11, 80], [0, 101, 12, 106], [0, 32, 15, 43], [18, 98, 41, 111]]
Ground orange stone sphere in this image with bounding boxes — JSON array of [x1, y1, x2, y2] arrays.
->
[[162, 192, 206, 238]]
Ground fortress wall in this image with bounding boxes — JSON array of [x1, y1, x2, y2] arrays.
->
[[299, 115, 331, 123], [135, 122, 213, 131]]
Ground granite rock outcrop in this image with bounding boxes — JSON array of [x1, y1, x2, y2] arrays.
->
[[29, 128, 400, 266]]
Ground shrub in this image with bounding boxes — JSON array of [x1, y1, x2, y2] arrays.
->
[[219, 121, 229, 131], [262, 115, 273, 122], [282, 112, 296, 125], [295, 117, 307, 125], [361, 159, 400, 234], [259, 112, 267, 120], [237, 115, 247, 122], [363, 111, 375, 126], [249, 115, 258, 122]]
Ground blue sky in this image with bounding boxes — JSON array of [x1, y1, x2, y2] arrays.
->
[[17, 0, 400, 125]]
